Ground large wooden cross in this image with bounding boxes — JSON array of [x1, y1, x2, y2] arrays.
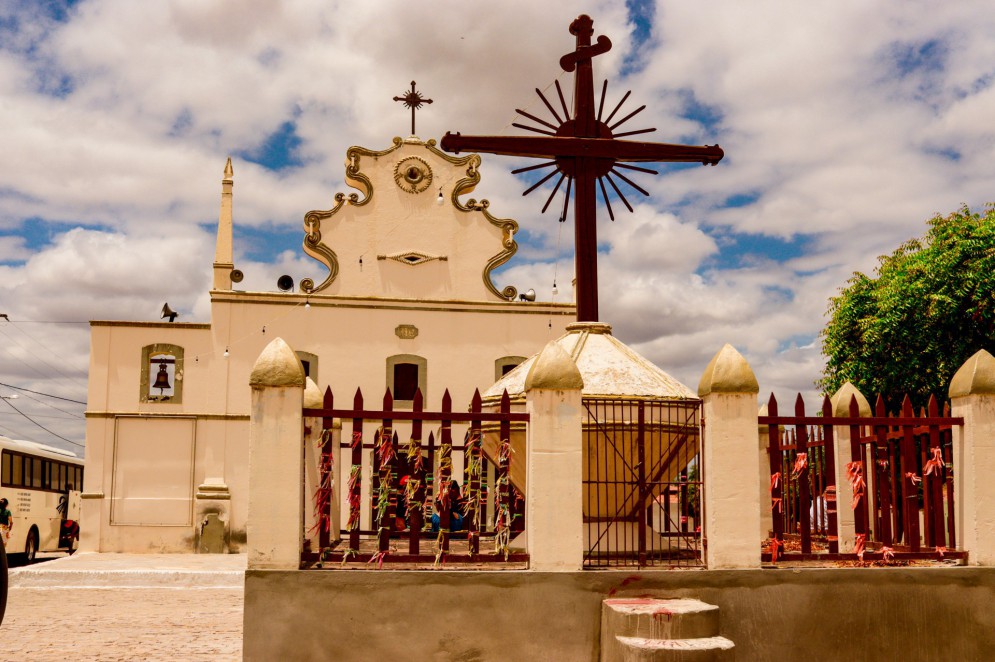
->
[[441, 15, 724, 322]]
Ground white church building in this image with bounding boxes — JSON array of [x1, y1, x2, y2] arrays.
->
[[81, 136, 574, 553]]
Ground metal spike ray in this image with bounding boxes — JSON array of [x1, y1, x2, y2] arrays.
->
[[597, 177, 615, 221], [597, 79, 608, 122], [559, 176, 573, 222], [512, 122, 556, 136], [604, 173, 633, 212], [511, 161, 557, 175], [536, 87, 563, 124], [609, 103, 646, 131], [522, 168, 559, 196], [610, 168, 649, 196], [613, 127, 656, 139], [542, 173, 567, 213], [516, 108, 558, 131]]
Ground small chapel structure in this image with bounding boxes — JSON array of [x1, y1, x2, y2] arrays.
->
[[80, 135, 575, 553]]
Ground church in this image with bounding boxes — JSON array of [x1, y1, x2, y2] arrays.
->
[[80, 134, 575, 553]]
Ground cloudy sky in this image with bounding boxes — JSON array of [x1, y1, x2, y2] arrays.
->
[[1, 0, 992, 451]]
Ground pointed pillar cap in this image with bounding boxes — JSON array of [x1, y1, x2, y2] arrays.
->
[[949, 349, 995, 398], [698, 344, 759, 396], [525, 340, 584, 391], [303, 377, 322, 409], [223, 157, 234, 182], [250, 337, 305, 388], [830, 381, 872, 417]]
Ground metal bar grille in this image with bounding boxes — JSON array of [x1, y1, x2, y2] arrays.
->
[[582, 397, 703, 568]]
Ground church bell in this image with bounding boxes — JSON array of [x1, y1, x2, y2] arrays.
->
[[153, 362, 172, 392]]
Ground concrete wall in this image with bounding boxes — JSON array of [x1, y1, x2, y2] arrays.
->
[[244, 567, 995, 661]]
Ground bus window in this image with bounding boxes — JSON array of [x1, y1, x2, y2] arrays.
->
[[48, 461, 57, 490], [76, 466, 83, 489], [32, 457, 43, 488], [1, 451, 10, 485], [59, 463, 66, 491], [16, 454, 25, 487]]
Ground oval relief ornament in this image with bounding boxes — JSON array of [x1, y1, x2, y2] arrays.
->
[[393, 156, 433, 194]]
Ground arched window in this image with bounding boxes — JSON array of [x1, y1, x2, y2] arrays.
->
[[386, 354, 427, 406], [494, 356, 527, 381], [296, 351, 319, 383], [140, 343, 184, 404]]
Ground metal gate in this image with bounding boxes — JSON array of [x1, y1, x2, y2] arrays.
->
[[583, 397, 703, 568]]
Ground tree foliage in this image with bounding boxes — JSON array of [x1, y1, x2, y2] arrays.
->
[[819, 204, 995, 408]]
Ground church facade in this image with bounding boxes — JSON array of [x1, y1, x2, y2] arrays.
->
[[81, 136, 574, 553]]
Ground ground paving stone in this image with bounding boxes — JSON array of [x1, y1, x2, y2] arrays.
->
[[2, 586, 243, 661]]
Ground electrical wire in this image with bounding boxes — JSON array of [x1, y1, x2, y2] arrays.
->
[[0, 324, 88, 390], [0, 395, 83, 448], [3, 320, 89, 387], [0, 381, 86, 405], [0, 389, 84, 419]]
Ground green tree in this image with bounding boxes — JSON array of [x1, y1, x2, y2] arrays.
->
[[819, 204, 995, 408]]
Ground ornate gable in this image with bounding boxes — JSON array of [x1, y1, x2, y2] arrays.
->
[[301, 137, 519, 301]]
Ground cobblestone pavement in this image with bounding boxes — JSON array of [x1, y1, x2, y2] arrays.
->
[[2, 586, 243, 661]]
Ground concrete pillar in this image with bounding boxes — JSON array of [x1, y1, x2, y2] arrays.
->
[[698, 344, 761, 569], [829, 382, 871, 553], [949, 349, 995, 565], [524, 341, 585, 571], [247, 337, 306, 570]]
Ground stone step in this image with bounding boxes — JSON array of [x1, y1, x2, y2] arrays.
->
[[602, 598, 720, 642], [615, 635, 735, 662], [601, 598, 730, 662]]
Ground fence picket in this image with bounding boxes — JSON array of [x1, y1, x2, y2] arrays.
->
[[376, 389, 395, 556], [349, 388, 364, 554], [407, 389, 425, 553], [766, 393, 785, 552], [899, 396, 921, 550], [318, 387, 335, 551], [821, 396, 839, 553], [467, 389, 483, 556]]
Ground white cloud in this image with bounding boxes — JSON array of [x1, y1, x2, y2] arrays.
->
[[1, 0, 993, 449]]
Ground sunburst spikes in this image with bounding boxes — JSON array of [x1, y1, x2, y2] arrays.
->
[[536, 87, 563, 124], [511, 160, 557, 175], [615, 162, 658, 175], [511, 122, 556, 136], [597, 79, 608, 122], [604, 173, 633, 213], [609, 104, 646, 131], [610, 167, 650, 196], [613, 127, 657, 138], [560, 175, 572, 223], [597, 176, 615, 221], [603, 90, 631, 126], [516, 108, 558, 131], [541, 173, 567, 213], [554, 80, 570, 119], [522, 168, 560, 196]]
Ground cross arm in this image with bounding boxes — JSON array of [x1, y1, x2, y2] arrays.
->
[[441, 132, 723, 165]]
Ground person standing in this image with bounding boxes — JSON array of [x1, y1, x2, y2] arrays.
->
[[0, 498, 12, 544]]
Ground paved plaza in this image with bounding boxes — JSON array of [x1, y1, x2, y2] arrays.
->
[[2, 553, 245, 661]]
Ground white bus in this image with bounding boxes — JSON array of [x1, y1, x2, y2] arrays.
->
[[0, 435, 82, 562]]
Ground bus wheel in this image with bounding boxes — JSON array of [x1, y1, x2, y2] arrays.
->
[[24, 529, 38, 564]]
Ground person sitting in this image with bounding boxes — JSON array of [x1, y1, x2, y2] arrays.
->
[[431, 480, 464, 533]]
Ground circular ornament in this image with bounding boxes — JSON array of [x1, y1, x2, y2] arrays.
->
[[394, 156, 433, 194]]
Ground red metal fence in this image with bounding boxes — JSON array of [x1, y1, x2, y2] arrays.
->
[[761, 393, 965, 563], [302, 387, 528, 566]]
